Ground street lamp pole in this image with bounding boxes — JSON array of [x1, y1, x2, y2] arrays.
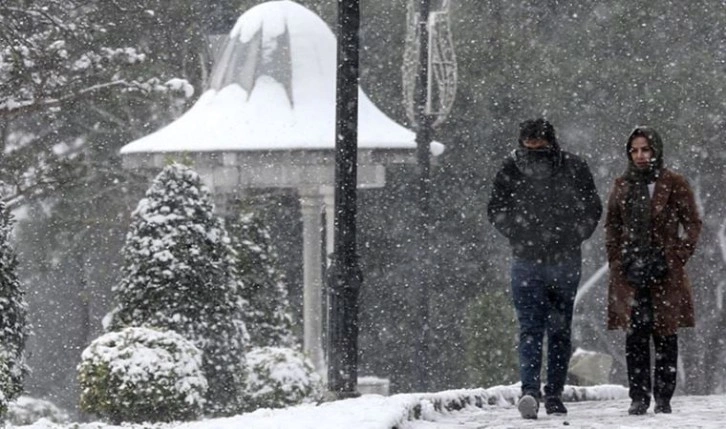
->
[[413, 0, 433, 393], [327, 0, 363, 398], [404, 0, 456, 392]]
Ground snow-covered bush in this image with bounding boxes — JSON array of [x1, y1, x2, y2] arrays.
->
[[0, 357, 10, 418], [243, 347, 323, 411], [228, 210, 296, 349], [0, 199, 28, 415], [6, 396, 70, 425], [105, 163, 249, 416], [78, 326, 207, 423]]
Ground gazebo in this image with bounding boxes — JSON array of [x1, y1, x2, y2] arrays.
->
[[120, 0, 442, 378]]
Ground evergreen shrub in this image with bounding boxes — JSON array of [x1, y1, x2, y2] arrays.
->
[[106, 163, 248, 415], [243, 346, 322, 410], [78, 326, 207, 423], [464, 288, 520, 389], [0, 199, 28, 419], [228, 210, 295, 349], [0, 356, 10, 418]]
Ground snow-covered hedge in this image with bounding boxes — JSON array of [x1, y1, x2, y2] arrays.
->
[[78, 327, 207, 423], [228, 210, 296, 350], [0, 355, 9, 418], [0, 199, 29, 418], [7, 396, 69, 425], [243, 347, 323, 410]]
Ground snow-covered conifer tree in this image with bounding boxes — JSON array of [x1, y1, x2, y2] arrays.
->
[[105, 163, 248, 416], [0, 199, 28, 409], [228, 210, 295, 349]]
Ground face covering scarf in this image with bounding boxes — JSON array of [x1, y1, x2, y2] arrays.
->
[[514, 147, 558, 179]]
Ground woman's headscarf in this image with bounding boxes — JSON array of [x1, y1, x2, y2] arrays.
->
[[623, 125, 664, 253]]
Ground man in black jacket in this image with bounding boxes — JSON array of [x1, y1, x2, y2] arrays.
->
[[487, 118, 602, 419]]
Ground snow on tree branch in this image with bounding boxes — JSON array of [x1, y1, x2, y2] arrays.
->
[[0, 0, 193, 118], [0, 78, 192, 118]]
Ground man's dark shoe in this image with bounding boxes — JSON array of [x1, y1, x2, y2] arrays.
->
[[628, 399, 650, 415], [654, 400, 672, 414], [544, 396, 568, 415], [517, 394, 539, 419]]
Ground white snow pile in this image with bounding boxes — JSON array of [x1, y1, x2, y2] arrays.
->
[[6, 396, 70, 426], [10, 383, 628, 429]]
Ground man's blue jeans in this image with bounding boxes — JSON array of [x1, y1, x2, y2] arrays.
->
[[511, 256, 581, 398]]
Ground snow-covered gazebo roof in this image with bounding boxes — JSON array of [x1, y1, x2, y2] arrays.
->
[[121, 0, 442, 156]]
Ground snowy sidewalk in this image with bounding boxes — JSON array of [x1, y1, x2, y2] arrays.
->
[[412, 394, 726, 428]]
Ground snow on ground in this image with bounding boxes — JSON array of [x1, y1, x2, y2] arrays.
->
[[12, 384, 725, 429]]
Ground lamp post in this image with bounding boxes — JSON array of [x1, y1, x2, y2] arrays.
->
[[327, 0, 363, 398], [413, 0, 433, 393], [403, 0, 457, 392]]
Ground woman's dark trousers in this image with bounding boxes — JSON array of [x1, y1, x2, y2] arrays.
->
[[626, 287, 678, 405]]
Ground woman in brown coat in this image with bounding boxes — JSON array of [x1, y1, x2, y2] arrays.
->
[[605, 126, 701, 416]]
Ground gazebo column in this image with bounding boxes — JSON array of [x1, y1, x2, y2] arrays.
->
[[322, 186, 335, 267], [298, 187, 326, 377]]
